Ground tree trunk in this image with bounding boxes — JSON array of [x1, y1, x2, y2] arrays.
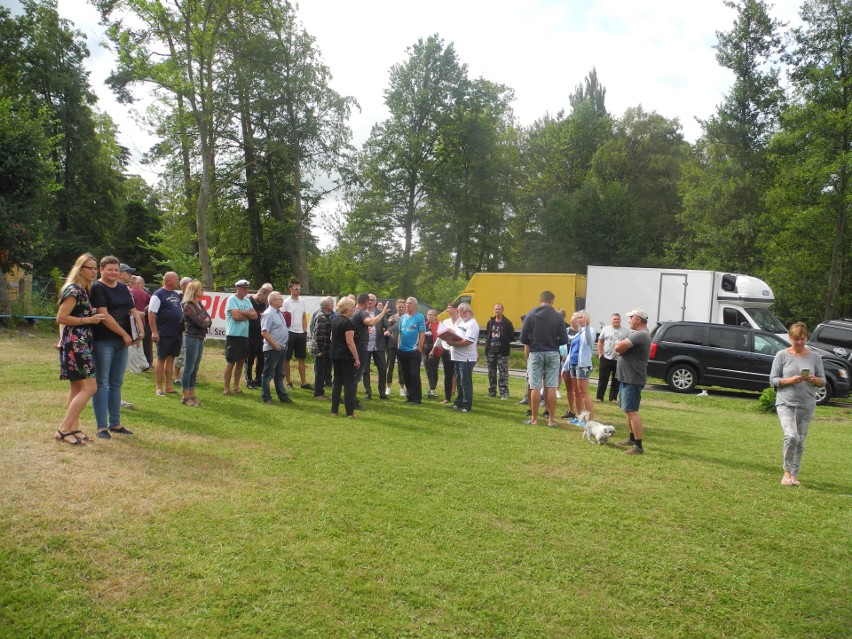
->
[[239, 87, 263, 285]]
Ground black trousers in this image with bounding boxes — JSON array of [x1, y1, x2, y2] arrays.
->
[[441, 349, 454, 401], [423, 350, 440, 391], [597, 356, 620, 401], [246, 337, 265, 383], [363, 350, 387, 397], [385, 346, 403, 386], [313, 355, 331, 397], [398, 349, 422, 403], [143, 322, 153, 366], [331, 359, 356, 416]]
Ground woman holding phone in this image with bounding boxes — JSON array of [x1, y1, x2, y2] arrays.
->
[[769, 322, 825, 486]]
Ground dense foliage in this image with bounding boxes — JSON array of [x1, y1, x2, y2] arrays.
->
[[0, 0, 849, 324]]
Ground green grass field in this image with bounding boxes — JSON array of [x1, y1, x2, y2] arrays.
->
[[1, 328, 850, 638]]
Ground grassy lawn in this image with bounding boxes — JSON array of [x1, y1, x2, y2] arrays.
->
[[1, 328, 850, 639]]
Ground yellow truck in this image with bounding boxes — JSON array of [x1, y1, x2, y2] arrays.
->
[[440, 273, 587, 336]]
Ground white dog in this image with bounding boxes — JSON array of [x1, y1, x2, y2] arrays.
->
[[576, 410, 617, 445]]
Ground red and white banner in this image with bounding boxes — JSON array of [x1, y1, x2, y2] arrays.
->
[[200, 292, 330, 340]]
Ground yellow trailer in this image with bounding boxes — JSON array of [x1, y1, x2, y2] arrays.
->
[[440, 273, 587, 336]]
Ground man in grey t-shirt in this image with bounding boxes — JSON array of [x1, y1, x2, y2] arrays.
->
[[615, 308, 651, 455]]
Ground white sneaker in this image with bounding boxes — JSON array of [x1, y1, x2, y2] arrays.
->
[[120, 400, 134, 409], [385, 387, 392, 396], [399, 388, 406, 397], [427, 390, 436, 398]]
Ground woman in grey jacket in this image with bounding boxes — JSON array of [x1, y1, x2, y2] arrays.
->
[[769, 322, 825, 486]]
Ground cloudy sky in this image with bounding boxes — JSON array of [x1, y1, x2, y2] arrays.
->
[[12, 0, 804, 227]]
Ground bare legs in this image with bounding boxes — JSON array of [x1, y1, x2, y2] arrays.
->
[[58, 378, 97, 437]]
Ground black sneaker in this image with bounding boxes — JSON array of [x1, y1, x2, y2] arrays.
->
[[301, 383, 314, 390], [96, 429, 112, 440], [562, 411, 576, 420], [109, 426, 133, 435], [286, 383, 294, 389]]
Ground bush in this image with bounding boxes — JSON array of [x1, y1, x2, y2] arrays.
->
[[758, 387, 777, 413]]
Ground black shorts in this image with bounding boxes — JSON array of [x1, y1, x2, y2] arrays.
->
[[225, 336, 250, 363], [157, 335, 182, 359], [286, 332, 307, 360]]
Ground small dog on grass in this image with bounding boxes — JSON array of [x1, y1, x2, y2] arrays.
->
[[576, 410, 617, 445]]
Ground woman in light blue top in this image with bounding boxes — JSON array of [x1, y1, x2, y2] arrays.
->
[[568, 310, 596, 421], [769, 322, 825, 487]]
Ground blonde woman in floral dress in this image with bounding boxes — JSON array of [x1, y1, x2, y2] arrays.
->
[[55, 253, 106, 445]]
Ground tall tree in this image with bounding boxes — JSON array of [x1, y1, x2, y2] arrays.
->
[[766, 0, 852, 321], [420, 77, 517, 279], [518, 69, 613, 270], [97, 0, 233, 288], [2, 1, 125, 271], [357, 35, 468, 293], [675, 0, 784, 272], [240, 1, 356, 292]]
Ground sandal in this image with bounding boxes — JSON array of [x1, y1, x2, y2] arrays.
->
[[55, 430, 86, 446], [156, 390, 167, 397]]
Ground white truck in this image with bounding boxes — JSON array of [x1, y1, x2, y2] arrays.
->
[[585, 266, 788, 337]]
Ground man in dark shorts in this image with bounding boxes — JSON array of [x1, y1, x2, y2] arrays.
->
[[148, 271, 184, 396], [283, 279, 311, 389], [224, 279, 258, 395]]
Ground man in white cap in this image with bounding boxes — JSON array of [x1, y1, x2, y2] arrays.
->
[[615, 308, 651, 455], [223, 279, 257, 395]]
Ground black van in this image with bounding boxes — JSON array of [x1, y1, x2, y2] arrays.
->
[[647, 321, 850, 405]]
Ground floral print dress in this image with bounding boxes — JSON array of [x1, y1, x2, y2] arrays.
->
[[59, 284, 96, 381]]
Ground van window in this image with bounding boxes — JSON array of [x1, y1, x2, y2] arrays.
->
[[662, 325, 703, 345], [723, 307, 750, 327], [709, 327, 746, 351], [816, 326, 852, 348], [754, 333, 786, 355]]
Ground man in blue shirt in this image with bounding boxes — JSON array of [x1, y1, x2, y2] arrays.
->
[[397, 297, 426, 404], [224, 279, 257, 395], [260, 291, 293, 404]]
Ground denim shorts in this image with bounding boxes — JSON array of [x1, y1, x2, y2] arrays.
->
[[527, 351, 560, 389], [619, 382, 643, 413], [570, 365, 591, 380]]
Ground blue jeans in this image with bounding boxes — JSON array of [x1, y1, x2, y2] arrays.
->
[[454, 360, 475, 410], [93, 339, 129, 428], [262, 348, 290, 402], [181, 336, 205, 391]]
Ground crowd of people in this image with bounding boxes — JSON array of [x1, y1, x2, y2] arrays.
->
[[53, 255, 826, 483]]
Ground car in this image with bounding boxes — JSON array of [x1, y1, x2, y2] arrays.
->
[[808, 318, 852, 365], [646, 321, 850, 405]]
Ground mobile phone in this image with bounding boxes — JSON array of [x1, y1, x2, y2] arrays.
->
[[801, 368, 809, 377]]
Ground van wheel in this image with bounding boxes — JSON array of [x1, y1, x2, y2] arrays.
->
[[815, 382, 832, 405], [667, 364, 697, 393]]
